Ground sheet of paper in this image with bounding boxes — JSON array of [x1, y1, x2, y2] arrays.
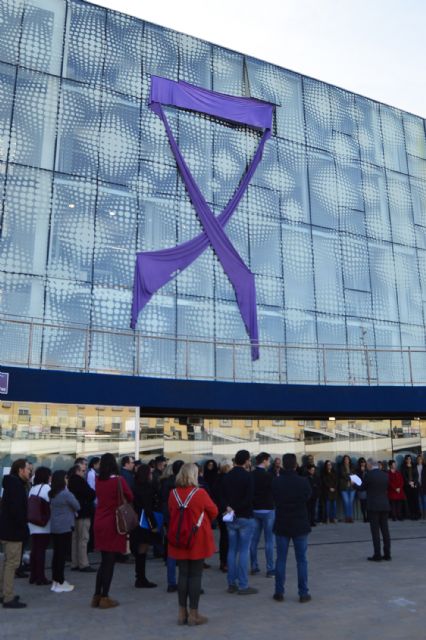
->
[[350, 474, 362, 487]]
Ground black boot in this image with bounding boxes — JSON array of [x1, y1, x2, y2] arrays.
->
[[135, 553, 157, 588]]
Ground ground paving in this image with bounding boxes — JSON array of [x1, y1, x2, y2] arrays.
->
[[1, 519, 425, 640]]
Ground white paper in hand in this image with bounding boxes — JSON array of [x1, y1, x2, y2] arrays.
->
[[223, 510, 235, 522], [350, 474, 362, 487]]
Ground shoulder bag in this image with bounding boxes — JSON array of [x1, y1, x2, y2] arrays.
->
[[115, 477, 138, 535]]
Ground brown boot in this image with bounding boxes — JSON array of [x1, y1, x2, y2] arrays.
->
[[98, 596, 119, 609], [188, 609, 208, 626], [91, 594, 102, 608], [178, 606, 188, 625]]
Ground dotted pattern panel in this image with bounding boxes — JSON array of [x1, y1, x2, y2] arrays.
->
[[0, 0, 425, 384]]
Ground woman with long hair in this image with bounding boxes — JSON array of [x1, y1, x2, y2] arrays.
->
[[355, 458, 368, 523], [92, 453, 133, 609], [49, 470, 80, 593], [130, 463, 160, 588], [168, 463, 218, 626], [321, 460, 338, 523], [401, 454, 420, 520], [28, 466, 51, 585], [338, 455, 356, 522]]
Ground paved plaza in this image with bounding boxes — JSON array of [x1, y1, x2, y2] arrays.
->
[[2, 520, 425, 640]]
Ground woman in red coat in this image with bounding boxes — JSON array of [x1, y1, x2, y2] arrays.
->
[[168, 463, 218, 626], [388, 459, 406, 521], [92, 453, 133, 609]]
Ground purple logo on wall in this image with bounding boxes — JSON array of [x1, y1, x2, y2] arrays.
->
[[0, 372, 9, 395], [131, 77, 274, 361]]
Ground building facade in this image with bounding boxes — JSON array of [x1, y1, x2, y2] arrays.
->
[[0, 0, 426, 471]]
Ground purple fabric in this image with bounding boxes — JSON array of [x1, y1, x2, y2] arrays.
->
[[131, 76, 274, 360]]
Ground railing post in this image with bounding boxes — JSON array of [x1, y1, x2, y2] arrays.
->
[[408, 346, 414, 386], [185, 338, 189, 379], [365, 345, 371, 385], [278, 343, 282, 384], [232, 340, 236, 382], [322, 345, 327, 385], [84, 327, 90, 373], [135, 332, 140, 376], [27, 321, 33, 366]]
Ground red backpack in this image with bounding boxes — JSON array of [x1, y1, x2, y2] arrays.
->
[[168, 488, 204, 549]]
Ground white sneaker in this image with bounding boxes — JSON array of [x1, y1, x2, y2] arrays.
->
[[50, 581, 58, 592], [54, 581, 74, 593]]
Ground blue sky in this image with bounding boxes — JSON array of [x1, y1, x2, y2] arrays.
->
[[91, 0, 425, 118]]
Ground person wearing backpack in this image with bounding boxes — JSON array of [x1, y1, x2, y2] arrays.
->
[[168, 463, 218, 626]]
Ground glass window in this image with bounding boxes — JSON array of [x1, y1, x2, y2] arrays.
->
[[380, 105, 408, 174], [0, 63, 15, 162], [363, 166, 391, 241], [0, 0, 23, 65], [278, 141, 309, 224], [94, 185, 138, 288], [403, 113, 426, 160], [48, 176, 96, 282], [103, 12, 143, 98], [387, 172, 415, 246], [11, 69, 59, 170], [141, 23, 179, 80], [308, 150, 338, 230], [64, 0, 106, 85], [98, 93, 139, 186], [179, 34, 211, 89], [393, 245, 422, 325], [303, 78, 332, 152], [56, 82, 101, 178], [0, 166, 52, 276], [282, 224, 315, 311], [356, 97, 383, 166], [312, 229, 344, 315], [20, 0, 66, 76], [369, 241, 399, 322], [212, 47, 244, 96]]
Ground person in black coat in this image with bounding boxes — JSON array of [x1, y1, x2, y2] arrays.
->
[[400, 455, 420, 520], [0, 458, 31, 608], [362, 458, 391, 561], [272, 453, 312, 603], [306, 464, 320, 527], [250, 452, 275, 576], [130, 464, 161, 588], [68, 463, 96, 571], [211, 460, 232, 572]]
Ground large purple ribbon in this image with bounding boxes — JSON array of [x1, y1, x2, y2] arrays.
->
[[131, 76, 274, 360]]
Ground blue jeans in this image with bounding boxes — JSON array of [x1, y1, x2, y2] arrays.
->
[[275, 534, 309, 597], [167, 556, 176, 587], [226, 518, 255, 590], [324, 499, 337, 521], [340, 490, 356, 518], [250, 511, 275, 573], [419, 493, 426, 511]]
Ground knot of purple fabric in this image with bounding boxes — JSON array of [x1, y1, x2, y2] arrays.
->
[[131, 76, 274, 361]]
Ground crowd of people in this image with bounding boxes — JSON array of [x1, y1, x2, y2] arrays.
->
[[0, 451, 424, 622]]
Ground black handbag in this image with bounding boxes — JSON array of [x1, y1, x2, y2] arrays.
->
[[27, 485, 50, 527]]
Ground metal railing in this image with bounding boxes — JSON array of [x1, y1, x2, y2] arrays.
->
[[1, 314, 426, 386]]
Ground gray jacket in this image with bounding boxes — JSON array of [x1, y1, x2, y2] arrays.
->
[[50, 488, 80, 534]]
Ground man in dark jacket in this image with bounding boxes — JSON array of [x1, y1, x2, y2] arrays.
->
[[68, 462, 96, 572], [222, 450, 257, 595], [0, 458, 31, 608], [272, 453, 312, 603], [250, 452, 275, 577], [120, 455, 135, 491], [363, 457, 391, 561]]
